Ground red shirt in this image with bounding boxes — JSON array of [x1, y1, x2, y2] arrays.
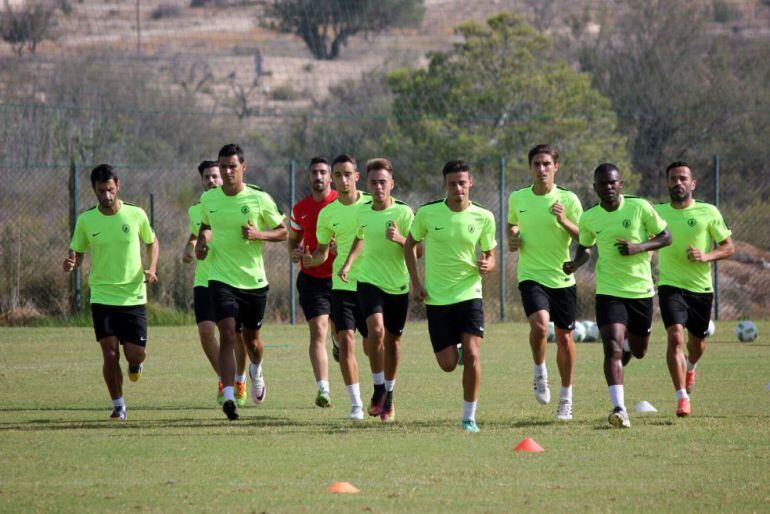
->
[[291, 190, 339, 279]]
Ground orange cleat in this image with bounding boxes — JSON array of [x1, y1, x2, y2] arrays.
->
[[685, 370, 696, 394], [676, 397, 691, 417]]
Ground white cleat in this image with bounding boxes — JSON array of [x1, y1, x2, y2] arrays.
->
[[249, 362, 266, 405], [347, 404, 365, 420], [533, 374, 551, 405], [556, 397, 573, 421], [608, 406, 631, 428]]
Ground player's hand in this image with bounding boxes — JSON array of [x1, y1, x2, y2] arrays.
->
[[329, 238, 337, 255], [385, 223, 404, 244], [338, 264, 350, 283], [477, 253, 493, 275], [687, 245, 708, 262], [291, 246, 304, 263], [550, 202, 566, 223], [242, 219, 262, 241], [615, 239, 640, 256], [410, 281, 427, 303], [196, 241, 209, 260], [508, 228, 521, 252], [563, 260, 577, 275], [182, 243, 194, 263], [144, 269, 158, 284], [62, 251, 76, 272], [301, 246, 314, 268]]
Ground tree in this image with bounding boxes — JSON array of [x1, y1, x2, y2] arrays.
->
[[387, 13, 632, 195], [0, 0, 57, 56], [260, 0, 425, 60]]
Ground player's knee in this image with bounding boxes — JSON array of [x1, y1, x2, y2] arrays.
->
[[630, 347, 646, 359], [462, 348, 480, 368], [437, 357, 457, 372], [369, 325, 385, 344], [531, 323, 548, 340]]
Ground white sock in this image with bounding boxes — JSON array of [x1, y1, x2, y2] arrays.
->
[[686, 358, 697, 371], [676, 388, 689, 400], [608, 385, 625, 410], [462, 400, 477, 421], [623, 339, 630, 352], [559, 385, 572, 401], [223, 386, 235, 402], [385, 379, 396, 392], [533, 362, 547, 377], [347, 383, 362, 407], [217, 375, 222, 382], [112, 397, 126, 409], [234, 374, 246, 383], [372, 372, 385, 385], [317, 380, 330, 394]]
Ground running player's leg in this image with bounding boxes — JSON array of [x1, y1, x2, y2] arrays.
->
[[625, 298, 653, 360], [92, 304, 127, 419], [597, 295, 630, 428], [683, 291, 712, 396], [234, 328, 248, 406], [428, 303, 461, 372], [551, 285, 577, 420], [459, 299, 484, 432], [659, 286, 690, 414], [520, 281, 551, 405], [359, 283, 386, 416], [197, 321, 220, 374], [308, 314, 331, 407], [332, 291, 365, 419], [380, 291, 409, 422], [194, 286, 224, 403]]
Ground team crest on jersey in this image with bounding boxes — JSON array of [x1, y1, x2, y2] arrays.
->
[[622, 219, 631, 229], [386, 220, 395, 228], [468, 224, 476, 233], [121, 224, 130, 234], [241, 206, 251, 215], [687, 218, 697, 227]]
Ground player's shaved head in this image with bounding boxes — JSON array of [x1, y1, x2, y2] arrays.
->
[[594, 162, 620, 180]]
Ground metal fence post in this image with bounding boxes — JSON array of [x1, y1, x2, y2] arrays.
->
[[713, 155, 720, 321], [499, 156, 506, 321], [69, 158, 82, 312], [149, 193, 156, 230], [289, 160, 296, 325]]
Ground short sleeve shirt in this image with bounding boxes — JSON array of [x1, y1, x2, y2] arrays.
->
[[188, 201, 212, 288], [70, 202, 155, 306], [290, 190, 339, 279], [508, 185, 582, 288], [655, 201, 731, 293], [316, 192, 371, 291], [200, 184, 285, 290], [356, 200, 414, 294], [578, 195, 667, 299], [410, 200, 497, 305]]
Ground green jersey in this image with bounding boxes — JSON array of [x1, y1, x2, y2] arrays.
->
[[579, 195, 667, 299], [200, 184, 284, 290], [655, 201, 731, 293], [410, 200, 497, 306], [70, 202, 155, 306], [316, 192, 371, 291], [508, 185, 582, 288], [188, 201, 213, 288], [356, 200, 414, 294]]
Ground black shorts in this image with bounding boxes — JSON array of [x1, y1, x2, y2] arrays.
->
[[209, 280, 268, 331], [91, 303, 147, 346], [357, 282, 409, 336], [296, 271, 332, 321], [658, 285, 713, 337], [194, 286, 241, 331], [595, 294, 653, 336], [426, 299, 485, 353], [331, 289, 368, 337], [518, 280, 577, 330]]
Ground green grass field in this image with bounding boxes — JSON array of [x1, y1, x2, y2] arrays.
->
[[1, 322, 768, 512]]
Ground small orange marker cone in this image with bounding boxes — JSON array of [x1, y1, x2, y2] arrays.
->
[[327, 481, 360, 494], [514, 437, 544, 452]]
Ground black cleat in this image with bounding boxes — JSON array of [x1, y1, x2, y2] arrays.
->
[[223, 400, 239, 421]]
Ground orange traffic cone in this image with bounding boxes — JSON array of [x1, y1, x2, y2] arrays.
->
[[514, 437, 544, 452], [327, 481, 360, 494]]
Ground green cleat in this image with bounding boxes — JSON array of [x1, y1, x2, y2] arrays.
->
[[315, 390, 331, 408], [461, 419, 479, 433], [216, 382, 224, 406], [235, 381, 247, 407]]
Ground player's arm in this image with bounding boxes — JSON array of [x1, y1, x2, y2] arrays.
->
[[563, 244, 592, 275], [196, 223, 212, 260], [144, 236, 159, 284], [338, 237, 363, 283], [182, 234, 196, 263], [62, 250, 84, 272], [688, 236, 735, 263], [551, 202, 579, 240], [615, 229, 671, 256], [507, 223, 521, 252], [242, 220, 289, 242], [404, 233, 427, 303], [287, 226, 304, 263], [477, 247, 496, 275], [303, 241, 330, 269]]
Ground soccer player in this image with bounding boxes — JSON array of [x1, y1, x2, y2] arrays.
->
[[196, 144, 288, 421], [303, 154, 371, 420], [563, 163, 671, 428], [655, 161, 734, 417], [508, 144, 582, 421], [405, 159, 497, 433], [288, 156, 339, 408], [182, 160, 248, 407], [338, 158, 414, 423], [63, 164, 159, 421]]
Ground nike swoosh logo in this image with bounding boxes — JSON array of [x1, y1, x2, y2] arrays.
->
[[519, 210, 527, 213], [209, 210, 217, 213], [361, 225, 368, 228], [596, 230, 603, 234], [332, 223, 339, 226], [434, 227, 444, 231], [92, 232, 101, 237]]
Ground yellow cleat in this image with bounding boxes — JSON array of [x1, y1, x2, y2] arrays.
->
[[128, 364, 143, 382]]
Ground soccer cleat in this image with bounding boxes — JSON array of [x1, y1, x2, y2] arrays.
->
[[621, 351, 632, 367], [249, 362, 266, 405], [235, 381, 247, 407], [128, 363, 143, 382], [315, 389, 331, 408], [368, 388, 386, 417], [216, 382, 224, 406], [380, 399, 395, 422], [676, 397, 691, 417], [348, 404, 365, 420], [110, 407, 127, 421], [556, 397, 573, 421], [608, 406, 631, 428], [222, 399, 239, 421], [461, 419, 479, 433], [331, 334, 340, 363], [533, 374, 551, 405], [685, 369, 696, 394]]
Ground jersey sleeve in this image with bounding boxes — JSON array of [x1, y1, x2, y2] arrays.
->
[[289, 203, 303, 233], [567, 193, 583, 224], [200, 195, 210, 226], [507, 192, 518, 224], [410, 208, 427, 242], [642, 201, 667, 236], [260, 193, 285, 229], [187, 206, 197, 237], [355, 208, 365, 240], [479, 210, 497, 252], [578, 216, 596, 247], [138, 209, 155, 244], [399, 206, 414, 238], [316, 207, 333, 245], [708, 206, 732, 243], [70, 215, 89, 253]]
